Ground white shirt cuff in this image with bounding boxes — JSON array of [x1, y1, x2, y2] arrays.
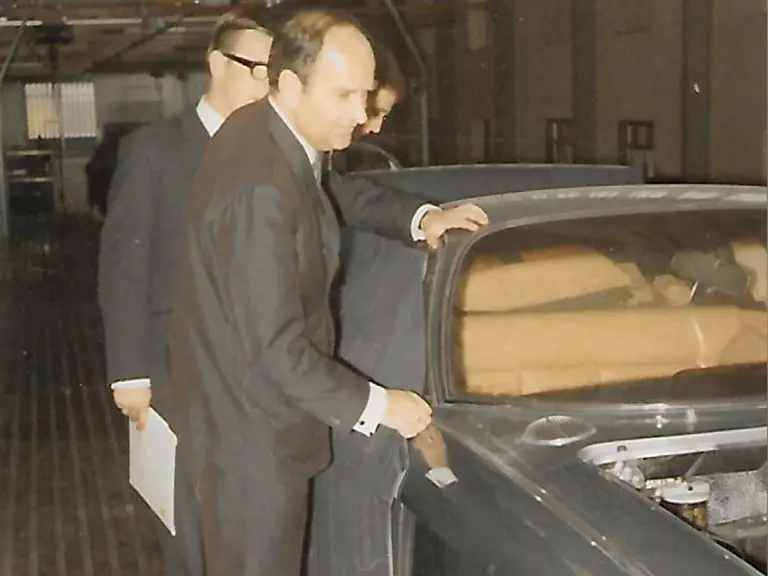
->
[[410, 204, 441, 242], [111, 378, 151, 390], [425, 467, 458, 488], [352, 382, 388, 436]]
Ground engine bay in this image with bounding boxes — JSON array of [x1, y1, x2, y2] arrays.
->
[[580, 427, 767, 573]]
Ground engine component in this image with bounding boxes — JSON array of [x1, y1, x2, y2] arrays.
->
[[660, 480, 710, 530]]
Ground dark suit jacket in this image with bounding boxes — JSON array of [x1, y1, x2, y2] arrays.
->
[[168, 99, 425, 479], [98, 102, 418, 416], [98, 109, 209, 416]]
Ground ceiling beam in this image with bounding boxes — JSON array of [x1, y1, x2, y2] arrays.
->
[[0, 0, 483, 78], [86, 18, 180, 73], [0, 0, 471, 26], [5, 58, 206, 81], [1, 1, 265, 23], [89, 59, 206, 76]]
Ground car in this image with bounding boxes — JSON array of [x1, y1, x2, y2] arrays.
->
[[330, 140, 404, 173], [348, 161, 642, 203], [309, 182, 768, 576]]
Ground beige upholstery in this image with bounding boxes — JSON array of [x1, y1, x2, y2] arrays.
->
[[458, 246, 635, 312], [458, 306, 767, 396], [456, 244, 767, 397], [731, 239, 768, 302]]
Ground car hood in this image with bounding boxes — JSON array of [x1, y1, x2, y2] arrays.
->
[[432, 397, 765, 575]]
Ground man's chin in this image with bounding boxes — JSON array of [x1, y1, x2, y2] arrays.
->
[[331, 135, 354, 151], [351, 126, 368, 140]]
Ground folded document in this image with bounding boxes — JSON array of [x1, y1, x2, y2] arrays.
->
[[129, 408, 177, 535]]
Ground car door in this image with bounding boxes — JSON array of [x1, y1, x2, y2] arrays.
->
[[332, 228, 511, 576], [306, 228, 429, 576]]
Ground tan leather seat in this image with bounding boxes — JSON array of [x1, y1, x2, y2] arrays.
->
[[456, 244, 767, 396], [458, 306, 767, 396], [731, 239, 768, 302], [458, 246, 636, 312]]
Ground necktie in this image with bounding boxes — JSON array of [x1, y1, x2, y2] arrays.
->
[[312, 154, 324, 184]]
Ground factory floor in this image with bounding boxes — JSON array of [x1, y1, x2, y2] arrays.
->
[[0, 214, 165, 576]]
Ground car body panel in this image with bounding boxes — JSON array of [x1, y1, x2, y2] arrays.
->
[[404, 405, 765, 575], [352, 163, 642, 203], [314, 183, 767, 576]]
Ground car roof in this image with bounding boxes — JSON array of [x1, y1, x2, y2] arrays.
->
[[356, 163, 643, 204], [446, 183, 767, 223]]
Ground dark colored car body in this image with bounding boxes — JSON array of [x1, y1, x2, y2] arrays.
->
[[328, 181, 767, 576], [349, 162, 641, 203]]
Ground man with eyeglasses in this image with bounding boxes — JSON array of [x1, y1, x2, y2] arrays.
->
[[98, 11, 273, 576]]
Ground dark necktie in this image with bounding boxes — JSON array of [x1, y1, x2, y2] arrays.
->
[[311, 155, 321, 184]]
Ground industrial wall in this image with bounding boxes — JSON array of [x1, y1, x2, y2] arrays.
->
[[394, 0, 766, 184], [1, 72, 206, 211], [0, 0, 764, 216]]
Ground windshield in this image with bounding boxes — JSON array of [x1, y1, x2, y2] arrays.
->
[[447, 207, 767, 404]]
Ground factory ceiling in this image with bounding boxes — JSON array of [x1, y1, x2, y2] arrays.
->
[[0, 0, 468, 80]]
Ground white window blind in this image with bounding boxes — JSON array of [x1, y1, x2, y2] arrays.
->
[[25, 82, 98, 139]]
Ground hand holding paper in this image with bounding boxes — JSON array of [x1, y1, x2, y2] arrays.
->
[[128, 408, 178, 535]]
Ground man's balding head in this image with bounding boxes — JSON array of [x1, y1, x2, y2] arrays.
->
[[268, 9, 376, 152]]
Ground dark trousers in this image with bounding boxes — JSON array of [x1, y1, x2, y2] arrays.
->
[[197, 458, 310, 576], [151, 386, 205, 576], [155, 457, 205, 576], [307, 463, 396, 576]]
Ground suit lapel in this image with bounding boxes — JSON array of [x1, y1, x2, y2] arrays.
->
[[267, 105, 340, 268], [268, 107, 325, 212]]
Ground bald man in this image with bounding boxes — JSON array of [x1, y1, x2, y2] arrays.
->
[[166, 9, 486, 576]]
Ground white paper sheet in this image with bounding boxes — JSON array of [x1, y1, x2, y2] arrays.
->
[[129, 408, 177, 536]]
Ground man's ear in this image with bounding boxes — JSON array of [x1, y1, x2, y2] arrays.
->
[[208, 50, 226, 79], [277, 69, 303, 108]]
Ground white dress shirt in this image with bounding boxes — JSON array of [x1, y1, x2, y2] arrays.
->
[[196, 96, 223, 136], [112, 96, 438, 437], [425, 467, 459, 488]]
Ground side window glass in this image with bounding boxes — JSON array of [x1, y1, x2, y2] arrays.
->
[[447, 209, 767, 404]]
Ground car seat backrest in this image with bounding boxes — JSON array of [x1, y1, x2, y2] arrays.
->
[[454, 243, 767, 397]]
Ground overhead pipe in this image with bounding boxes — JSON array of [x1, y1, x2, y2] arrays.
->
[[88, 17, 182, 71], [0, 16, 220, 28], [381, 0, 430, 166], [88, 59, 204, 76], [0, 15, 29, 238]]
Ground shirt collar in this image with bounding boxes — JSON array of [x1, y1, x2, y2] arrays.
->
[[268, 96, 319, 167], [196, 96, 224, 136]]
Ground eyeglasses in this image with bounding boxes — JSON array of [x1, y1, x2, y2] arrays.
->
[[220, 52, 268, 78]]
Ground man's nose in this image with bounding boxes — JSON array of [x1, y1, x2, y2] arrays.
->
[[350, 96, 368, 126]]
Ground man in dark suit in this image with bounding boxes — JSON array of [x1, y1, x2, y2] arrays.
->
[[167, 8, 487, 576], [97, 12, 274, 576]]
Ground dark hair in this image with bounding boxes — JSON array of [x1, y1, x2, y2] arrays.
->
[[207, 11, 272, 57], [267, 8, 368, 89], [372, 41, 406, 101]]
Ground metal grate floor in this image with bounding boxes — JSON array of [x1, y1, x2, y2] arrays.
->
[[0, 215, 165, 576]]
